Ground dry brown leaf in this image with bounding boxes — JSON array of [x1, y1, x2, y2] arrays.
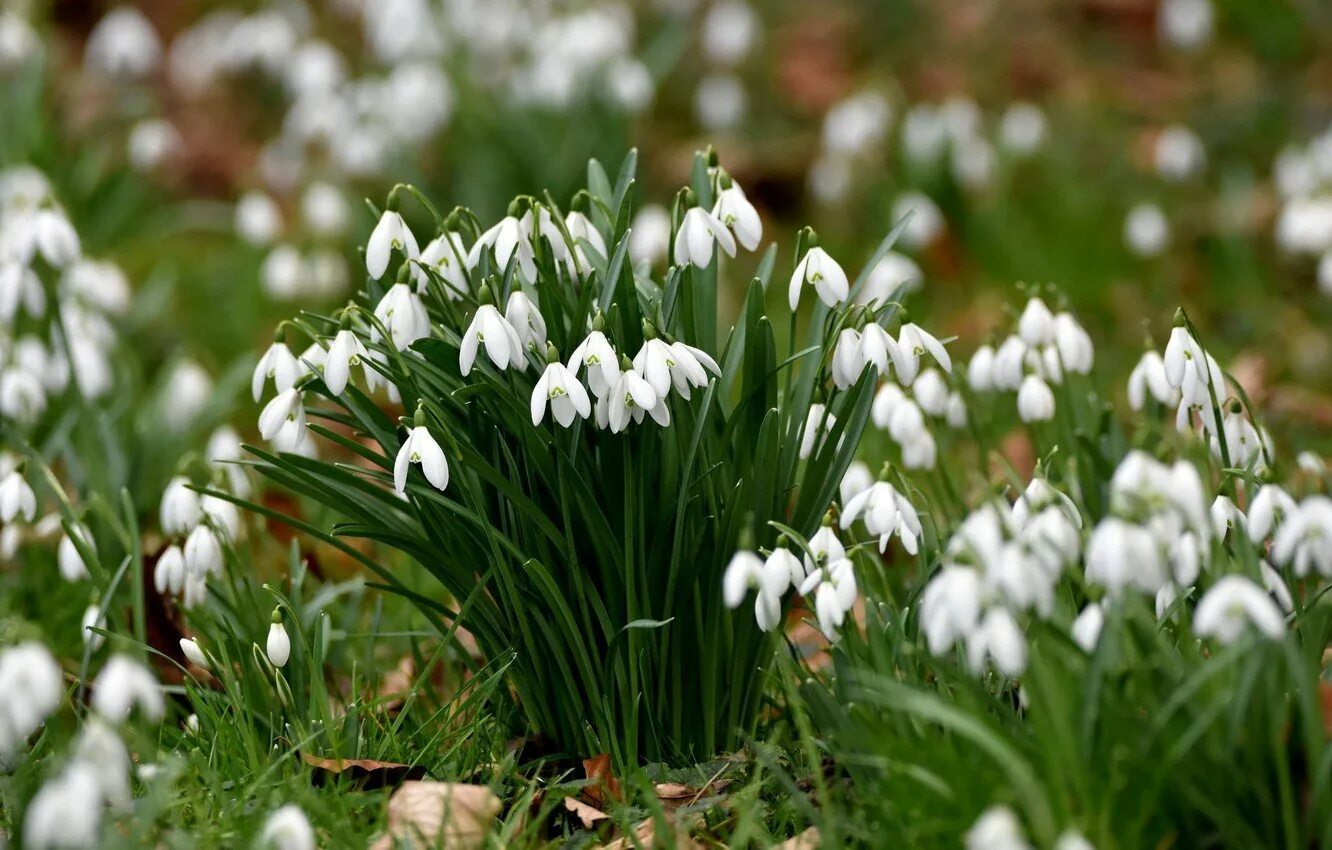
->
[[582, 753, 622, 809], [595, 816, 702, 850], [653, 783, 693, 799], [563, 796, 609, 829], [300, 753, 426, 789], [369, 781, 500, 850], [778, 826, 820, 849]]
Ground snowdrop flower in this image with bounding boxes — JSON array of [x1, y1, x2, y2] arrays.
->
[[505, 291, 547, 351], [788, 244, 849, 311], [1054, 831, 1096, 850], [179, 638, 209, 671], [532, 346, 592, 428], [765, 544, 807, 590], [1018, 298, 1055, 346], [822, 90, 892, 157], [603, 357, 667, 433], [260, 804, 315, 850], [894, 321, 952, 386], [469, 212, 536, 281], [460, 288, 524, 376], [630, 205, 671, 264], [252, 340, 301, 402], [1154, 125, 1206, 181], [394, 409, 449, 494], [0, 642, 63, 762], [900, 431, 938, 470], [266, 610, 291, 668], [200, 494, 240, 541], [967, 608, 1028, 676], [23, 763, 103, 850], [85, 7, 160, 76], [58, 525, 94, 581], [799, 404, 837, 459], [558, 209, 607, 275], [913, 368, 950, 417], [859, 251, 923, 304], [966, 806, 1033, 850], [831, 328, 865, 390], [182, 571, 207, 609], [967, 344, 996, 392], [1125, 203, 1169, 257], [568, 322, 621, 398], [366, 209, 419, 279], [1260, 562, 1294, 613], [1211, 404, 1264, 468], [1271, 495, 1332, 577], [999, 103, 1047, 155], [711, 179, 762, 251], [990, 336, 1027, 391], [842, 479, 922, 554], [235, 191, 282, 246], [1297, 451, 1327, 476], [0, 12, 39, 71], [183, 524, 222, 577], [674, 205, 736, 269], [870, 382, 907, 431], [1210, 495, 1246, 539], [82, 603, 105, 650], [372, 282, 430, 350], [1053, 313, 1094, 374], [722, 546, 786, 632], [1163, 322, 1210, 391], [702, 0, 757, 64], [839, 461, 873, 506], [920, 566, 983, 656], [0, 468, 35, 522], [1248, 484, 1297, 543], [160, 360, 213, 432], [634, 326, 718, 401], [1160, 0, 1214, 50], [945, 392, 968, 428], [1128, 350, 1177, 409], [804, 520, 847, 576], [1017, 375, 1055, 422], [258, 387, 307, 451], [1086, 517, 1168, 595], [127, 118, 181, 171], [1193, 576, 1285, 644], [31, 208, 80, 266], [159, 476, 201, 536], [891, 191, 945, 250], [153, 544, 185, 595], [887, 399, 927, 447], [694, 73, 747, 131], [93, 655, 164, 722], [803, 558, 857, 640], [1071, 603, 1105, 652], [858, 323, 905, 381], [323, 324, 370, 397]]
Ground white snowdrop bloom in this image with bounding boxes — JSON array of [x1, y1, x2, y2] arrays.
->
[[839, 461, 873, 507], [674, 206, 737, 270], [1053, 831, 1096, 850], [301, 182, 349, 238], [183, 523, 223, 577], [966, 607, 1028, 676], [22, 763, 102, 850], [180, 638, 209, 671], [1086, 517, 1168, 595], [858, 323, 905, 382], [805, 558, 858, 640], [252, 341, 300, 402], [990, 336, 1027, 391], [235, 191, 282, 246], [85, 6, 160, 77], [1297, 451, 1327, 476], [1163, 324, 1209, 391], [722, 548, 786, 632], [200, 494, 240, 541], [1159, 0, 1214, 51], [634, 334, 716, 400], [912, 368, 950, 417], [285, 41, 346, 96], [261, 244, 306, 300], [74, 717, 131, 810], [1169, 531, 1206, 586], [260, 804, 315, 850], [568, 329, 621, 399], [1071, 603, 1105, 652], [842, 480, 922, 555], [891, 191, 945, 250], [822, 90, 892, 157], [711, 182, 762, 251], [951, 134, 996, 191], [605, 57, 654, 113], [63, 258, 130, 315], [505, 292, 547, 352], [1210, 495, 1246, 539], [532, 357, 592, 428], [804, 522, 847, 576], [1194, 576, 1285, 644], [1154, 125, 1206, 182], [990, 542, 1058, 616], [1017, 375, 1055, 423], [799, 404, 837, 460], [1128, 350, 1177, 409], [1011, 477, 1081, 530], [159, 476, 201, 536], [1018, 507, 1082, 577], [999, 102, 1047, 155], [373, 282, 430, 350], [668, 340, 721, 397], [160, 360, 213, 432], [887, 399, 927, 447], [258, 387, 306, 448], [1275, 197, 1332, 255], [0, 367, 46, 423], [1124, 203, 1169, 257], [702, 0, 757, 64], [765, 546, 807, 590], [460, 302, 523, 377], [559, 210, 608, 275], [469, 214, 536, 281], [965, 806, 1033, 850], [0, 261, 45, 321], [859, 251, 923, 305], [831, 328, 865, 390], [630, 204, 672, 264], [394, 423, 449, 494], [900, 430, 938, 470], [920, 566, 983, 656], [93, 654, 163, 723], [323, 328, 370, 396], [1053, 313, 1094, 374], [694, 74, 747, 131], [945, 392, 967, 428], [0, 11, 40, 71], [1271, 495, 1332, 577], [0, 642, 63, 761], [31, 208, 80, 267], [366, 210, 420, 279], [604, 363, 667, 433], [0, 468, 36, 522], [1211, 405, 1264, 468], [870, 381, 907, 430], [1247, 483, 1297, 543], [207, 425, 250, 497], [267, 617, 291, 668], [153, 544, 185, 595], [966, 344, 996, 392], [1018, 298, 1055, 346], [895, 322, 952, 386], [58, 525, 94, 581], [1260, 562, 1294, 613], [182, 571, 207, 610]]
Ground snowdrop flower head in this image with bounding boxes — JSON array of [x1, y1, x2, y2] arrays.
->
[[1270, 495, 1332, 577], [1160, 0, 1214, 50], [999, 103, 1047, 155], [1193, 576, 1285, 644], [967, 607, 1028, 677], [568, 317, 621, 398], [799, 403, 838, 460], [804, 517, 847, 576], [891, 191, 945, 250], [694, 73, 747, 131], [1086, 517, 1168, 595], [1154, 125, 1206, 181], [0, 467, 36, 523], [252, 338, 301, 402], [1018, 298, 1055, 346], [1125, 203, 1169, 257], [183, 523, 222, 577], [711, 176, 762, 251], [460, 285, 524, 375], [967, 344, 996, 392], [180, 638, 210, 671], [1128, 349, 1177, 409], [469, 208, 536, 281], [1071, 603, 1105, 652], [858, 323, 905, 382], [1017, 374, 1055, 422], [839, 461, 874, 507], [831, 328, 865, 390], [366, 208, 419, 279], [1053, 313, 1094, 374], [85, 7, 161, 77], [722, 543, 786, 632], [394, 406, 449, 494], [0, 642, 63, 759], [912, 368, 950, 417], [153, 544, 185, 595], [302, 181, 349, 238], [604, 355, 667, 433], [532, 345, 592, 428], [1248, 483, 1297, 543], [58, 524, 94, 581], [674, 203, 736, 269], [260, 803, 315, 850], [32, 208, 80, 267], [841, 477, 922, 555], [93, 654, 164, 723], [505, 291, 547, 350], [630, 205, 671, 264], [159, 475, 201, 536], [859, 251, 923, 305], [788, 239, 849, 312], [373, 280, 430, 350], [895, 319, 952, 386], [267, 609, 291, 668], [808, 559, 857, 640], [966, 806, 1033, 850], [920, 566, 983, 656], [257, 387, 306, 451], [23, 763, 103, 850]]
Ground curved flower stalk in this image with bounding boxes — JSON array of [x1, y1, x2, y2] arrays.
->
[[238, 150, 893, 765]]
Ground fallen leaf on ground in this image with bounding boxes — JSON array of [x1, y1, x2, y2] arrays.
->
[[301, 753, 426, 789], [778, 826, 820, 848], [582, 753, 622, 808], [369, 781, 500, 850], [563, 796, 609, 829]]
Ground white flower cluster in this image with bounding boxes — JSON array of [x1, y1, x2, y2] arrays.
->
[[1271, 121, 1332, 295], [693, 1, 758, 131], [153, 456, 245, 608], [966, 296, 1094, 424], [1121, 125, 1205, 259]]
